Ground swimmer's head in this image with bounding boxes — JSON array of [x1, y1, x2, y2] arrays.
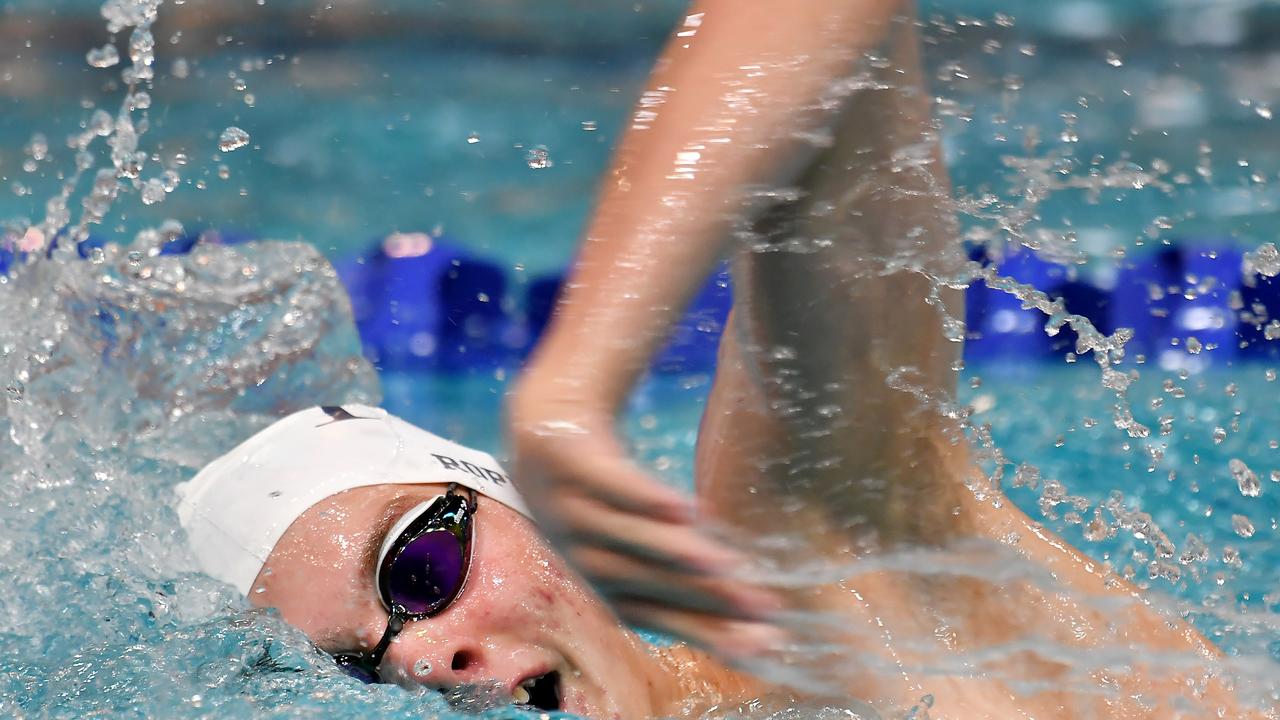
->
[[176, 405, 681, 717]]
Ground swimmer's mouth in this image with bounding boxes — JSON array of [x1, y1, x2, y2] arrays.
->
[[512, 670, 560, 712]]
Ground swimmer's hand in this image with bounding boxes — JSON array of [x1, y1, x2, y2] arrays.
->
[[505, 0, 909, 662], [507, 385, 785, 659]]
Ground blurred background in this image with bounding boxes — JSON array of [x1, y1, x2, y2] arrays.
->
[[1, 0, 1279, 707], [4, 0, 1280, 263], [5, 1, 1280, 382]]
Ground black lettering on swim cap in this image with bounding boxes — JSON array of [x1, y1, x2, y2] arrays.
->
[[433, 453, 508, 487], [457, 460, 487, 480], [432, 453, 462, 472]]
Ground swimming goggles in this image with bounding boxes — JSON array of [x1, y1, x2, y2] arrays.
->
[[333, 483, 476, 683]]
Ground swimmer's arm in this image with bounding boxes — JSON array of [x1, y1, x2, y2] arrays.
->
[[518, 0, 906, 413], [693, 4, 973, 548], [508, 0, 909, 655]]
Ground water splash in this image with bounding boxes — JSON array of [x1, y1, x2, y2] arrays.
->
[[86, 43, 121, 68], [2, 3, 1277, 718]]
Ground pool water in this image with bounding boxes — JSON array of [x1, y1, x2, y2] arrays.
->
[[0, 241, 1275, 718], [2, 0, 1280, 716]]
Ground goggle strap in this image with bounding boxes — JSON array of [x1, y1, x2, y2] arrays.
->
[[365, 604, 407, 667]]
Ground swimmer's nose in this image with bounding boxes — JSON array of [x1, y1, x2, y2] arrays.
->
[[382, 631, 527, 695]]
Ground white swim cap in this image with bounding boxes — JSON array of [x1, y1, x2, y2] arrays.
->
[[175, 404, 530, 595]]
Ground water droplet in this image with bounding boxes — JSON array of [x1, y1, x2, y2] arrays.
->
[[25, 133, 48, 162], [161, 169, 180, 192], [1186, 337, 1202, 354], [525, 146, 553, 170], [1229, 458, 1261, 497], [413, 658, 433, 677], [140, 178, 166, 205], [1222, 546, 1242, 568], [1257, 104, 1273, 120], [1244, 243, 1280, 279], [466, 132, 480, 144], [1231, 514, 1255, 538], [129, 27, 155, 67], [86, 44, 120, 68], [1213, 427, 1227, 444], [581, 120, 598, 131], [218, 126, 250, 153], [1105, 51, 1123, 67], [171, 57, 190, 79]]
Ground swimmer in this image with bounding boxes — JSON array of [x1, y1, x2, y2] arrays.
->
[[180, 0, 1266, 717]]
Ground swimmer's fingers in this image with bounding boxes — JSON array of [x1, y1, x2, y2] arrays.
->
[[612, 599, 789, 662], [573, 545, 780, 622], [509, 414, 694, 523], [557, 493, 745, 575]]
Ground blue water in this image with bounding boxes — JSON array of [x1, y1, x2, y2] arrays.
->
[[2, 0, 1280, 717]]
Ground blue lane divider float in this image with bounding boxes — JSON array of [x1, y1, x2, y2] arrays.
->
[[10, 227, 1280, 371], [1110, 246, 1182, 361], [335, 233, 735, 375], [652, 262, 733, 374], [1176, 245, 1241, 365], [1240, 273, 1280, 360], [335, 232, 513, 372], [965, 245, 1072, 360], [967, 242, 1255, 368]]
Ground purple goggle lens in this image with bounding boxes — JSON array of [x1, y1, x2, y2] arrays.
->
[[382, 528, 467, 615], [375, 489, 474, 619]]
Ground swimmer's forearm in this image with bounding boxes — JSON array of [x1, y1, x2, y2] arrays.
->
[[526, 0, 909, 410]]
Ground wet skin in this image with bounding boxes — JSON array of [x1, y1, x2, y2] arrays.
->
[[251, 482, 746, 719]]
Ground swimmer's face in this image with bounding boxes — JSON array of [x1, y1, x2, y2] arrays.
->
[[252, 483, 663, 719]]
